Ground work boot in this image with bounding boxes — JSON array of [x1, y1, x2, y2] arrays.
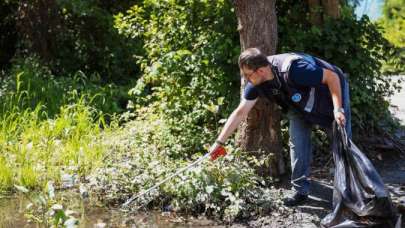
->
[[283, 192, 308, 207]]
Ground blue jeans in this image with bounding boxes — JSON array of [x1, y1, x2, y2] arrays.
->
[[288, 79, 352, 195]]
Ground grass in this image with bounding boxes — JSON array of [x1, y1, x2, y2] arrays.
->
[[0, 97, 114, 191], [0, 58, 120, 192]]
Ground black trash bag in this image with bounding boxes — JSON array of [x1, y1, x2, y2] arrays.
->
[[321, 123, 401, 228]]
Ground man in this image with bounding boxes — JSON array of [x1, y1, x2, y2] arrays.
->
[[209, 48, 352, 206]]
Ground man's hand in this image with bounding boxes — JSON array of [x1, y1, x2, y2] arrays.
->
[[209, 143, 227, 161], [334, 110, 346, 127]]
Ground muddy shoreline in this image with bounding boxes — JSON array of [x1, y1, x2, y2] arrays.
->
[[1, 164, 403, 228]]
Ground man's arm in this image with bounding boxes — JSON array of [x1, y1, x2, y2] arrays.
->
[[216, 98, 257, 143], [322, 69, 345, 126]]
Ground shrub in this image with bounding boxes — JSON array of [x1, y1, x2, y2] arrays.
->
[[115, 0, 240, 157], [88, 112, 280, 221]]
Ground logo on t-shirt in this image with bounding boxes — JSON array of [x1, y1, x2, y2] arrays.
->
[[291, 93, 302, 103]]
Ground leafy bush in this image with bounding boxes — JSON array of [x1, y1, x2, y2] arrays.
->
[[115, 0, 241, 157], [50, 0, 142, 81], [87, 113, 282, 221], [378, 0, 405, 74]]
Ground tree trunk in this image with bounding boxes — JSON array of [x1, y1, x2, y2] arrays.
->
[[321, 0, 340, 19], [16, 0, 60, 62], [308, 0, 323, 26], [308, 0, 340, 26], [233, 0, 285, 178]]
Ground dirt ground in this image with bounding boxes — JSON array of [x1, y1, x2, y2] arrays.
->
[[241, 155, 405, 228]]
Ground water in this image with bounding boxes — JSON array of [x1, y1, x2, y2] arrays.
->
[[0, 195, 27, 228], [0, 192, 220, 227]]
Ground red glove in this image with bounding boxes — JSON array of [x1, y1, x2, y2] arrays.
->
[[210, 145, 227, 161]]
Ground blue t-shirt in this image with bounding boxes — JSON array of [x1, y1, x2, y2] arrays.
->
[[243, 59, 323, 100]]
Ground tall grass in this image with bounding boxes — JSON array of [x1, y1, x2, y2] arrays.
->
[[0, 57, 120, 192]]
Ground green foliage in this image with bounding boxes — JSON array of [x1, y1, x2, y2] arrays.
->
[[381, 0, 405, 46], [0, 100, 111, 191], [115, 0, 240, 157], [88, 115, 278, 221], [50, 0, 142, 81], [1, 56, 134, 118], [0, 57, 120, 191], [378, 0, 405, 74]]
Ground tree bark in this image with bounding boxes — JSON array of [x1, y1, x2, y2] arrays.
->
[[308, 0, 340, 26], [308, 0, 323, 26], [233, 0, 285, 178], [321, 0, 340, 19], [16, 0, 60, 61]]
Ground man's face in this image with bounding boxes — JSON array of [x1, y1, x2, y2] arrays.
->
[[241, 66, 264, 85]]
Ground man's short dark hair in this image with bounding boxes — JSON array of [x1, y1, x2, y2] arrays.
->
[[238, 48, 269, 70]]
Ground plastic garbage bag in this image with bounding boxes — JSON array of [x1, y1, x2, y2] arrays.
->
[[321, 123, 401, 228]]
